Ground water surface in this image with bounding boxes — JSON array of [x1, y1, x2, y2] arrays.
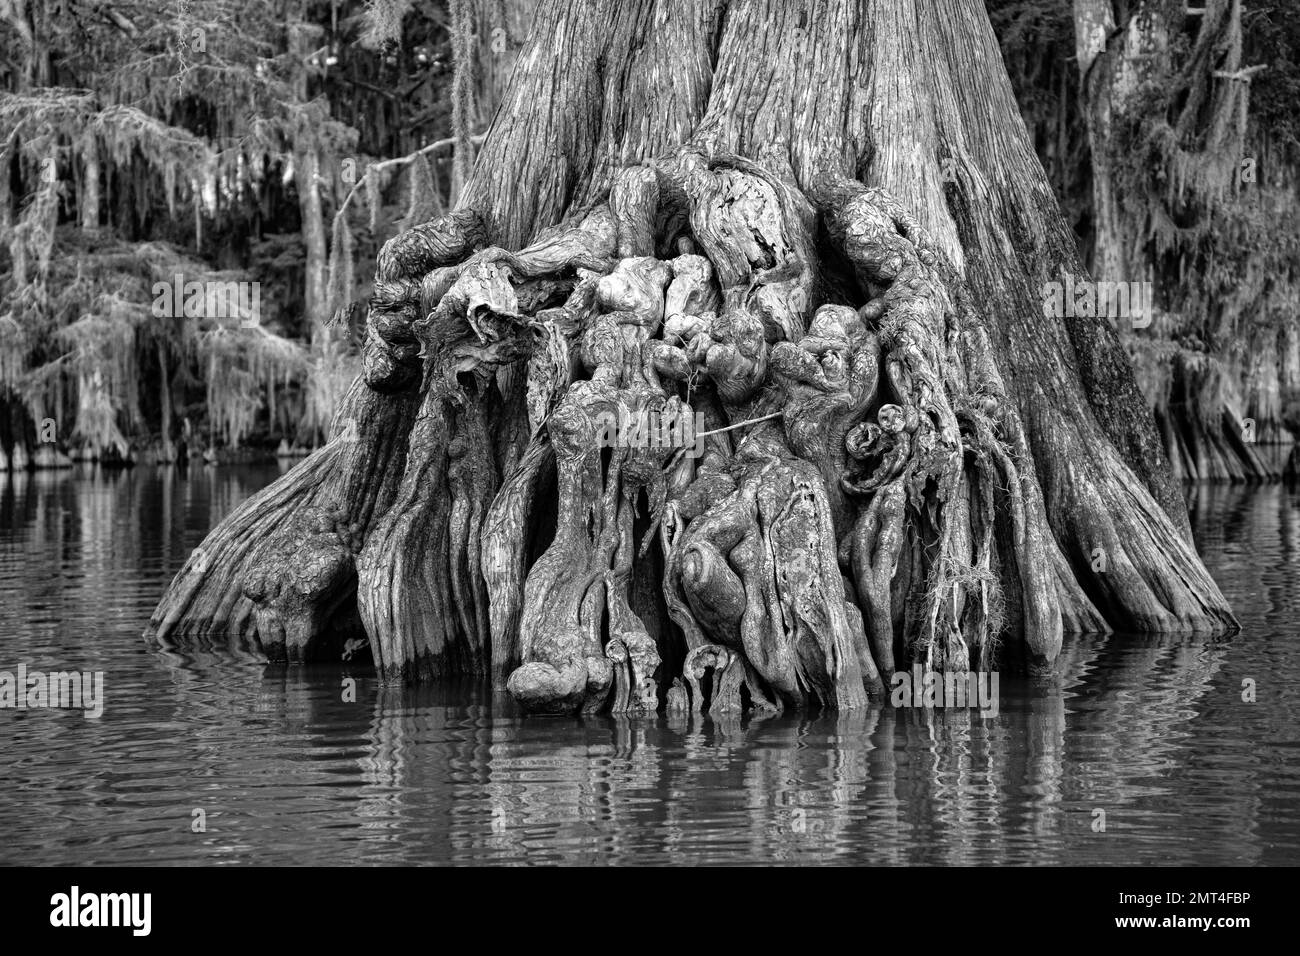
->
[[0, 466, 1296, 865]]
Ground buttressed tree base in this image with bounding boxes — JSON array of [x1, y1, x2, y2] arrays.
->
[[146, 0, 1236, 717]]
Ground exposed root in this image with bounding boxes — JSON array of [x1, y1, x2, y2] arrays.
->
[[149, 150, 1236, 714]]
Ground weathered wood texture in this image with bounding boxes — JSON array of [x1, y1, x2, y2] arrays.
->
[[147, 0, 1236, 716]]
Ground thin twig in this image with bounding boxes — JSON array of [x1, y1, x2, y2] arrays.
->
[[331, 132, 486, 230], [1213, 65, 1266, 82], [659, 411, 786, 474], [694, 410, 784, 439]]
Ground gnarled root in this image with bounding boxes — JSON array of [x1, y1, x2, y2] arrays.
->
[[149, 151, 1235, 714]]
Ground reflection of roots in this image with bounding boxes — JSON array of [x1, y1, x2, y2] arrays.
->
[[151, 150, 1238, 714]]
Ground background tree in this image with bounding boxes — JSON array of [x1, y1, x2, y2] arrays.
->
[[0, 0, 526, 466], [991, 0, 1300, 482]]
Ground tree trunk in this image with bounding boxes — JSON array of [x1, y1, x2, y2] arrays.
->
[[147, 0, 1236, 715], [80, 140, 100, 233], [157, 339, 174, 463], [297, 143, 328, 329]]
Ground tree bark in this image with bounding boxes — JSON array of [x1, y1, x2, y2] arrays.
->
[[148, 0, 1236, 715]]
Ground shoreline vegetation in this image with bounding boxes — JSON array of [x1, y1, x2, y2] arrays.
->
[[2, 0, 523, 471]]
